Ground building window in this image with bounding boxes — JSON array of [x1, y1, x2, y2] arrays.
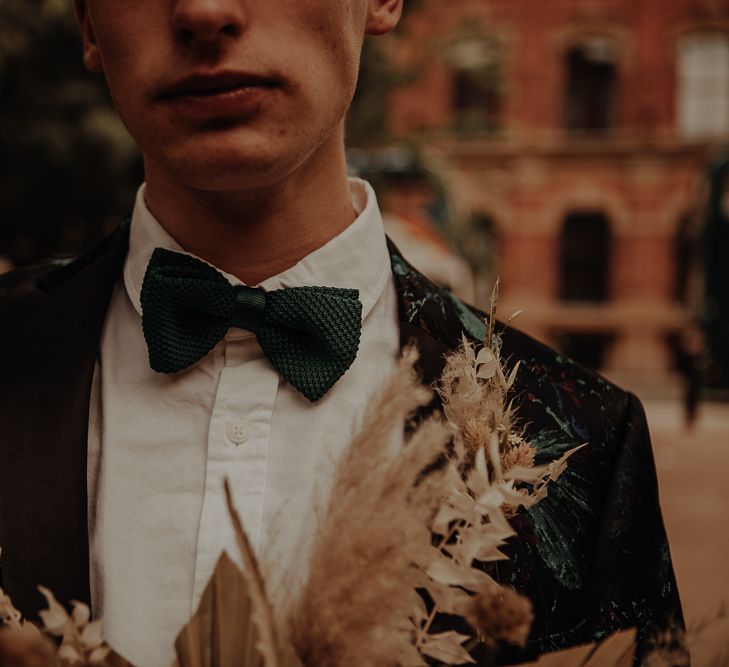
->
[[563, 39, 618, 133], [558, 212, 612, 302], [673, 213, 695, 304], [448, 38, 503, 133], [677, 33, 729, 139]]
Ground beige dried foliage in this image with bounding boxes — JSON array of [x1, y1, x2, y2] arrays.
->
[[438, 330, 532, 489], [0, 583, 132, 667], [412, 288, 583, 664], [501, 438, 536, 474], [412, 428, 578, 663], [36, 588, 123, 667]]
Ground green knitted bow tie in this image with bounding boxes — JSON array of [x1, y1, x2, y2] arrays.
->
[[140, 247, 362, 402]]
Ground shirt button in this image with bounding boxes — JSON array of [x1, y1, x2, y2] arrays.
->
[[226, 419, 249, 445]]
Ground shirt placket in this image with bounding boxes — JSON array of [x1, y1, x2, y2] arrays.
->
[[191, 333, 278, 608]]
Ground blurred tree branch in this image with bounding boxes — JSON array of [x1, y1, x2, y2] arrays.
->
[[0, 0, 142, 266]]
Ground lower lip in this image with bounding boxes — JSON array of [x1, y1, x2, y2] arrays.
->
[[164, 84, 277, 118]]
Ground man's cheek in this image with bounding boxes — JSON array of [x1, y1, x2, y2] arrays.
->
[[293, 2, 361, 70]]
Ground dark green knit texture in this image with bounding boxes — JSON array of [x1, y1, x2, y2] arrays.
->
[[140, 247, 362, 402]]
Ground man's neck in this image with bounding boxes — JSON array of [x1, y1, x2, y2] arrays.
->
[[141, 130, 356, 286]]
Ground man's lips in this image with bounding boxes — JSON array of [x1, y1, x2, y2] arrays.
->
[[157, 70, 282, 119], [159, 70, 281, 100]]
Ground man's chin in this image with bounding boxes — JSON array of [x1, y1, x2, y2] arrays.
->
[[156, 142, 301, 192]]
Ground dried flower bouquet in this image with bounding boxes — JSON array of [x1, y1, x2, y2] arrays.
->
[[1, 293, 593, 667]]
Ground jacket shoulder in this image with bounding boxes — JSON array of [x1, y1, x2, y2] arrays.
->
[[498, 318, 630, 419], [448, 290, 631, 417], [496, 316, 682, 654], [387, 238, 631, 416], [390, 256, 681, 658], [0, 260, 71, 305], [0, 221, 131, 309]]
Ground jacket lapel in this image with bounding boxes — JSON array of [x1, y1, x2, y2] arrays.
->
[[0, 223, 129, 618], [387, 238, 485, 387]]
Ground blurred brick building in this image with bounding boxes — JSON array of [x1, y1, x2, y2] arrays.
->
[[380, 0, 729, 392]]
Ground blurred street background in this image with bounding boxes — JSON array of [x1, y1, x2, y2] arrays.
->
[[2, 0, 728, 660], [649, 398, 729, 664]]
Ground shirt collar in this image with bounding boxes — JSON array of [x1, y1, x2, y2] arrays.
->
[[123, 178, 392, 323]]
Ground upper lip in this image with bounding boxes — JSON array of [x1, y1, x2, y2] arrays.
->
[[159, 70, 280, 99]]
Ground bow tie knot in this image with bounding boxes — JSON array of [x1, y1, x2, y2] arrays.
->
[[230, 286, 266, 332], [140, 248, 363, 402]]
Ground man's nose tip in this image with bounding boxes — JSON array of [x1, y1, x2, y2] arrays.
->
[[171, 0, 246, 44]]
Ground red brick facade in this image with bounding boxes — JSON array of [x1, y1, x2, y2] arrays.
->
[[379, 0, 729, 392]]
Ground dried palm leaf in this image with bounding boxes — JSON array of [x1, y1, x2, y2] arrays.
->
[[523, 629, 637, 667], [174, 552, 263, 667], [224, 482, 303, 667], [174, 486, 303, 667]]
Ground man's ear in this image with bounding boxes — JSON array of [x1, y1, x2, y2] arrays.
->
[[73, 0, 104, 74], [365, 0, 403, 37]]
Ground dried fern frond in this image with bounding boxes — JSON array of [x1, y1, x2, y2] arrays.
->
[[37, 587, 119, 666], [1, 579, 132, 667]]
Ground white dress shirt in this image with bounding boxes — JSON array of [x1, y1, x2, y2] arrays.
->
[[87, 178, 401, 667]]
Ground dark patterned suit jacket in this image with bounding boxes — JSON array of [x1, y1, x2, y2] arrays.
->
[[0, 221, 684, 665]]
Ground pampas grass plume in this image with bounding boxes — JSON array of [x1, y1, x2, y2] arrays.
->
[[286, 347, 449, 667]]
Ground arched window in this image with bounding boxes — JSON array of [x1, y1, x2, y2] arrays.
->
[[564, 39, 618, 133], [448, 38, 503, 133], [677, 33, 729, 139], [558, 212, 612, 302]]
